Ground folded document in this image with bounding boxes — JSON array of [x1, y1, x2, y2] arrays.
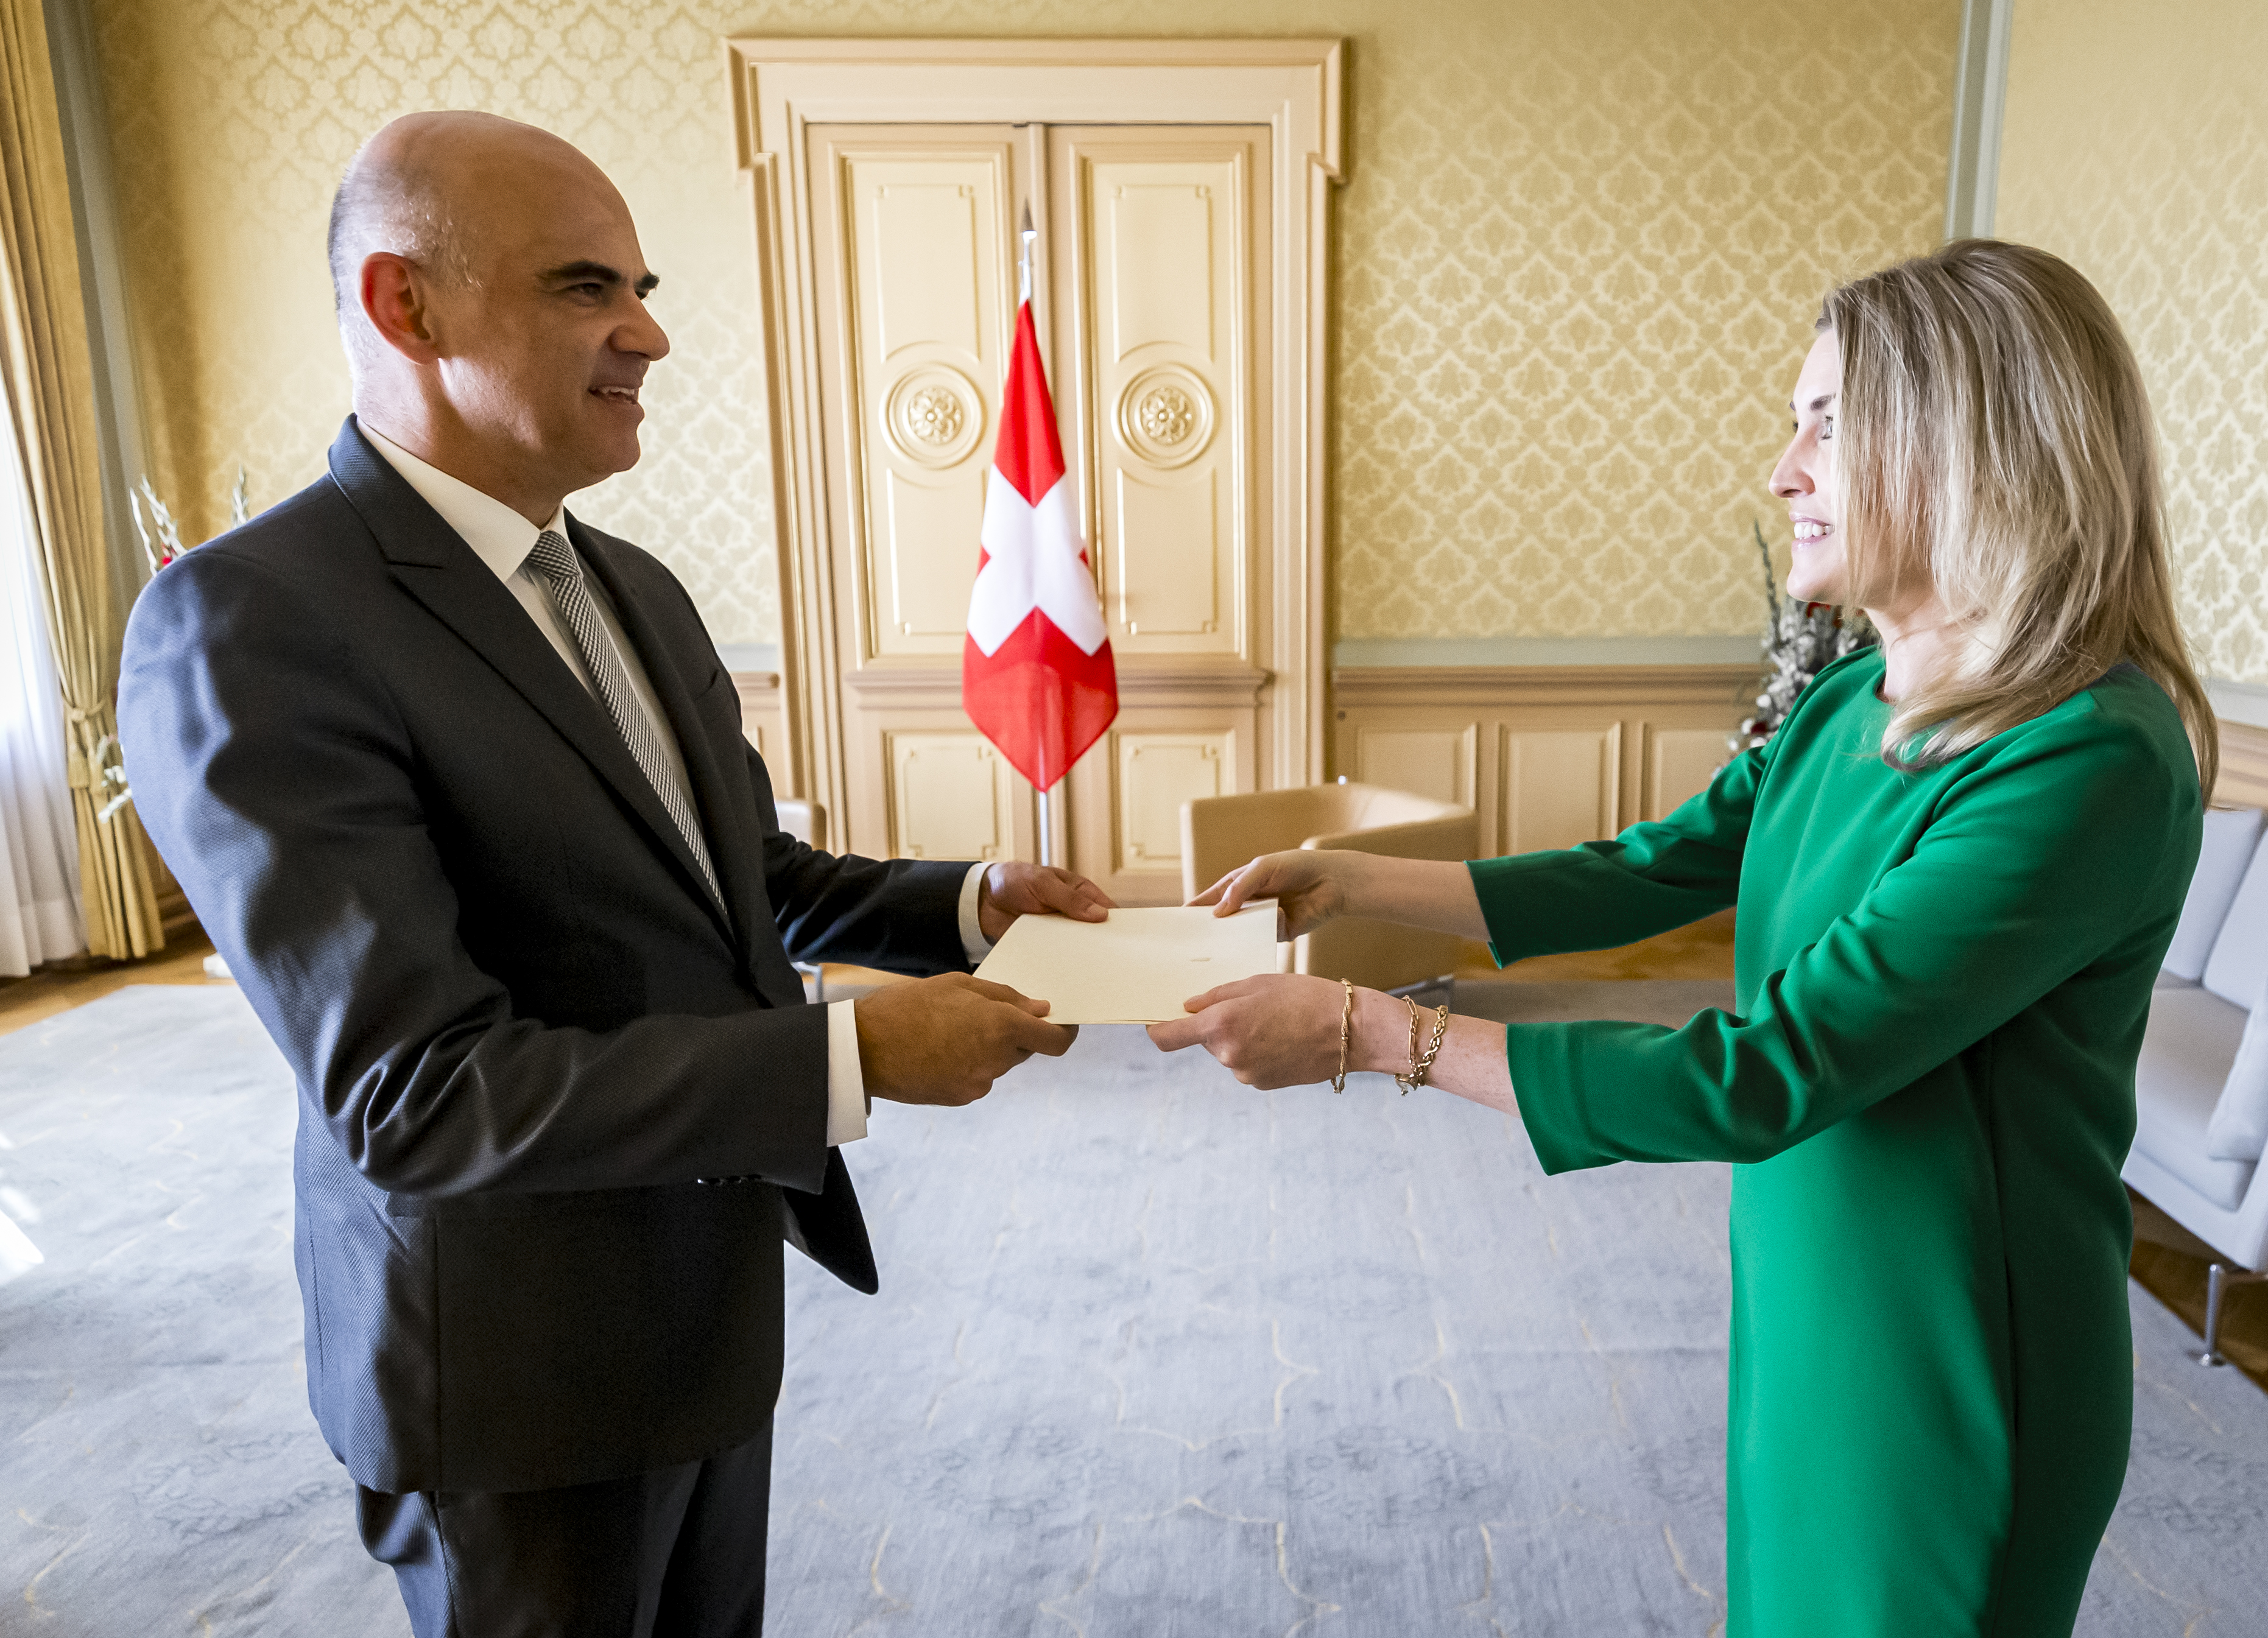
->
[[973, 902, 1281, 1025]]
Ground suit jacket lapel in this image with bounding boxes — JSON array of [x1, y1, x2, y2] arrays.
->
[[325, 420, 731, 940], [571, 519, 769, 957]]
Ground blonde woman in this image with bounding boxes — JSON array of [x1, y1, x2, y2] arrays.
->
[[1151, 240, 2214, 1635]]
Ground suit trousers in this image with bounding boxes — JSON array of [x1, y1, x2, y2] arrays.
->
[[356, 1419, 773, 1637]]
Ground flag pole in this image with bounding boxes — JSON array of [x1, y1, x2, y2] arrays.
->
[[1018, 202, 1056, 869]]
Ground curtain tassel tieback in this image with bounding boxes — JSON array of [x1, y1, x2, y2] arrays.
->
[[62, 718, 132, 819]]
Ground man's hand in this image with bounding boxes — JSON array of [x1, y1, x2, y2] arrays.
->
[[977, 862, 1115, 944], [855, 972, 1079, 1106]]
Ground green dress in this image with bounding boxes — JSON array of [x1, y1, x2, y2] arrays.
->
[[1469, 649, 2200, 1636]]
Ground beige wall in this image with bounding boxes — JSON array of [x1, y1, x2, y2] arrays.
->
[[1996, 0, 2268, 686], [88, 0, 1957, 651]]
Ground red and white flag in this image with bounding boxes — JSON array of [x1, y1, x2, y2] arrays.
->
[[963, 300, 1118, 792]]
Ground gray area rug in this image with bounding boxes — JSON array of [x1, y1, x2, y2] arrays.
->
[[1, 983, 2264, 1636]]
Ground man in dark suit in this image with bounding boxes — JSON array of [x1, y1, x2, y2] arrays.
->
[[118, 111, 1105, 1636]]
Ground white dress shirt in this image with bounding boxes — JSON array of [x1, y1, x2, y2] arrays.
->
[[361, 423, 994, 1148]]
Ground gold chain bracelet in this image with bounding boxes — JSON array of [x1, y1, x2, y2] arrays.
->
[[1395, 998, 1451, 1095], [1330, 978, 1354, 1093]]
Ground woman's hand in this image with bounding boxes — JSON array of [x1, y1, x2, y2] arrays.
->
[[1150, 972, 1519, 1117], [1148, 973, 1402, 1089], [1188, 849, 1366, 938], [1194, 851, 1493, 944]]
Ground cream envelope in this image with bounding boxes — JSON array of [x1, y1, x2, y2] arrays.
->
[[973, 902, 1281, 1025]]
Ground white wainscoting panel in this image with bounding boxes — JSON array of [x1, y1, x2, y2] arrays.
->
[[1641, 726, 1733, 823], [1331, 664, 1761, 856], [887, 731, 1016, 861], [1349, 724, 1477, 811], [1502, 726, 1621, 854]]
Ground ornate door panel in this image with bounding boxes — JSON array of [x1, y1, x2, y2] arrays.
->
[[1069, 141, 1251, 656], [1052, 127, 1273, 904], [734, 41, 1333, 880], [885, 732, 1020, 861], [735, 41, 1340, 885], [1109, 726, 1233, 879], [839, 144, 1011, 658], [804, 125, 1035, 860], [798, 122, 1273, 900]]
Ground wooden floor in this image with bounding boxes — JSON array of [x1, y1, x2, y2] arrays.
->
[[0, 927, 224, 1038], [5, 909, 2262, 1391]]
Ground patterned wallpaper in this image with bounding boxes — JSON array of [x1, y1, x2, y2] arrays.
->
[[1995, 0, 2268, 686], [1329, 2, 1955, 641], [85, 0, 1957, 649]]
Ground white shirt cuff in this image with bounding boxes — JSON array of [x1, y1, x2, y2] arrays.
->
[[959, 862, 994, 965], [825, 999, 867, 1146]]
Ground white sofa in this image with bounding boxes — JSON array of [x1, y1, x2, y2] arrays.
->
[[2127, 805, 2268, 1365]]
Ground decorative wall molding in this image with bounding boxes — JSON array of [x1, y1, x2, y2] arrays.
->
[[1334, 636, 1764, 669], [730, 669, 783, 768], [1340, 663, 2268, 860], [1945, 0, 2013, 238], [1331, 661, 1764, 859], [1336, 663, 1764, 712], [840, 658, 1272, 707]]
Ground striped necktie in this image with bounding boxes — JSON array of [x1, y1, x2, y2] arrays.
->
[[525, 529, 722, 904]]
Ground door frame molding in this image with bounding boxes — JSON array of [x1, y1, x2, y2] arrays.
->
[[725, 36, 1345, 826]]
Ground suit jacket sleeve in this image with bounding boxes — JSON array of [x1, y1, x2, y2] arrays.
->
[[122, 544, 846, 1200], [742, 741, 973, 975]]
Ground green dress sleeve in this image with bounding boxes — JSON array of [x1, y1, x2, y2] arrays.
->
[[1488, 700, 2192, 1175], [1468, 740, 1764, 965]]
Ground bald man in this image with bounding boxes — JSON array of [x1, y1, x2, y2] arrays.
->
[[119, 112, 1108, 1636]]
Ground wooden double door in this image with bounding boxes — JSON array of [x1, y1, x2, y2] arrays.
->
[[789, 120, 1281, 904]]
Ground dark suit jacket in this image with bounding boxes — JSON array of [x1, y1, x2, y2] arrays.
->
[[118, 418, 969, 1494]]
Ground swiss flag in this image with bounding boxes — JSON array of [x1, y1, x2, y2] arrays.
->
[[963, 301, 1118, 792]]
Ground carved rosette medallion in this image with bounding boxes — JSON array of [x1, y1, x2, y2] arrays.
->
[[884, 365, 985, 468], [1115, 365, 1215, 469], [906, 387, 963, 445], [1137, 385, 1196, 443]]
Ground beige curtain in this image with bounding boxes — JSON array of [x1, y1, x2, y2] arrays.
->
[[0, 0, 159, 960]]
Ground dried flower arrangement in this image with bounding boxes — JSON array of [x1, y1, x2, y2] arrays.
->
[[130, 466, 250, 574], [1733, 521, 1875, 754]]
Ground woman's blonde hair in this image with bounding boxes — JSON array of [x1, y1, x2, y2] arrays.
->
[[1823, 238, 2217, 790]]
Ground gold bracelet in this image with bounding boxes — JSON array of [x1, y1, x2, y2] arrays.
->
[[1396, 1002, 1451, 1094], [1331, 978, 1354, 1093]]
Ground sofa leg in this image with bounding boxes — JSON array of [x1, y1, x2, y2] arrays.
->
[[2194, 1262, 2268, 1368]]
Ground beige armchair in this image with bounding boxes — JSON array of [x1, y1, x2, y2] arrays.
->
[[773, 798, 824, 851], [1180, 782, 1481, 995]]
